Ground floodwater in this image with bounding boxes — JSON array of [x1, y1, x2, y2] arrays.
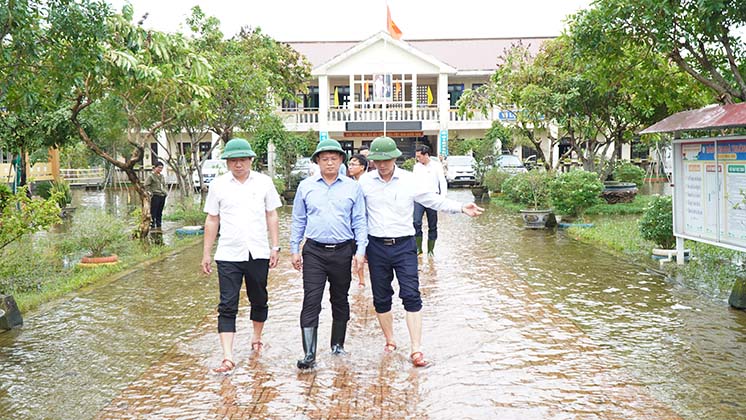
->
[[0, 189, 744, 419]]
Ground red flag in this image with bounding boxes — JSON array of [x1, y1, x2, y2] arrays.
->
[[387, 6, 402, 40]]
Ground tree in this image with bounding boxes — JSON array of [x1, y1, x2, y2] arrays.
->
[[584, 0, 746, 104], [185, 7, 311, 149], [1, 0, 110, 187], [68, 4, 211, 237]]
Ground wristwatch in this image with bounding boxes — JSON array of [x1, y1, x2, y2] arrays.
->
[[271, 246, 281, 252]]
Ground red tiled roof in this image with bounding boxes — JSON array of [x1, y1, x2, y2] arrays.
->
[[641, 103, 746, 134], [286, 36, 553, 72]]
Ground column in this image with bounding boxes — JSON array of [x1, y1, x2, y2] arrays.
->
[[318, 75, 329, 135], [437, 73, 449, 156]]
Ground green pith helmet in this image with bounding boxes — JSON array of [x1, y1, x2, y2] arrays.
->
[[367, 136, 402, 161], [221, 138, 257, 159], [311, 138, 347, 163]]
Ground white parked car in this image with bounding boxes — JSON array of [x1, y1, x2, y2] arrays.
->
[[494, 154, 528, 174], [445, 155, 477, 187], [192, 159, 227, 190]]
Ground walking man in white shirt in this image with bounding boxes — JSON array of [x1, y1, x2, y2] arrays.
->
[[201, 138, 282, 374], [412, 144, 448, 256], [359, 136, 483, 367]]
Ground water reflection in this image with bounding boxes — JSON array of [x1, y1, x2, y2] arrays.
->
[[0, 191, 744, 419]]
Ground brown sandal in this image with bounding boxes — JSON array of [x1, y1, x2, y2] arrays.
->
[[410, 352, 430, 368], [251, 341, 263, 352], [384, 342, 397, 353], [212, 359, 235, 374]]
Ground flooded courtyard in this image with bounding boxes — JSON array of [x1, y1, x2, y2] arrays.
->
[[1, 189, 744, 419]]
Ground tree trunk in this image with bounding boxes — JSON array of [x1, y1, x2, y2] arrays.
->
[[123, 168, 151, 238]]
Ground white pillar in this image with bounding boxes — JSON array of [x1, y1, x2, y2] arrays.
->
[[676, 236, 685, 265], [318, 75, 329, 133], [348, 74, 355, 113], [437, 73, 449, 156]]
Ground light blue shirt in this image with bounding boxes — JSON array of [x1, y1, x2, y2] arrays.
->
[[290, 173, 368, 255]]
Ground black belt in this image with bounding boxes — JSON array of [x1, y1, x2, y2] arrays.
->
[[369, 235, 412, 246], [306, 238, 354, 250]]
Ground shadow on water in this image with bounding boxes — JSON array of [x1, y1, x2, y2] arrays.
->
[[0, 190, 744, 419]]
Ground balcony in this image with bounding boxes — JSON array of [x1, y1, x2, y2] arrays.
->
[[279, 105, 514, 133]]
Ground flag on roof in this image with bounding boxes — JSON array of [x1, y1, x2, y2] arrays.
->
[[387, 6, 402, 40]]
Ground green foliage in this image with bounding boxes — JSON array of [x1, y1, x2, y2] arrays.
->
[[60, 209, 129, 258], [272, 177, 286, 195], [613, 162, 645, 188], [501, 170, 555, 209], [638, 195, 674, 248], [36, 180, 72, 208], [0, 184, 11, 211], [0, 238, 59, 295], [401, 158, 416, 171], [567, 216, 654, 257], [483, 168, 511, 193], [485, 121, 513, 152], [584, 194, 655, 215], [0, 186, 62, 253], [549, 170, 604, 217], [164, 200, 205, 226]]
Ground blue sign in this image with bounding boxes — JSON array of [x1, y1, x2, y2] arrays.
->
[[439, 130, 449, 157], [498, 110, 517, 121], [319, 131, 329, 141]]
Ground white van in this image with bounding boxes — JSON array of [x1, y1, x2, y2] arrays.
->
[[192, 159, 227, 190], [445, 155, 477, 187]]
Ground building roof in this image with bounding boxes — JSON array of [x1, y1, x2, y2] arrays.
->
[[640, 103, 746, 134], [286, 36, 553, 73]]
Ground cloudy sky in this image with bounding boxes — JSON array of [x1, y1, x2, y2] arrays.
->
[[106, 0, 593, 41]]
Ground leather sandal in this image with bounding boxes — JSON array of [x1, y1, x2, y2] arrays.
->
[[251, 341, 263, 352], [410, 352, 430, 368], [384, 342, 397, 353], [212, 359, 235, 374]]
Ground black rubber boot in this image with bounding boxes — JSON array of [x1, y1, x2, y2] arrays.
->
[[297, 327, 317, 369], [330, 320, 347, 355]]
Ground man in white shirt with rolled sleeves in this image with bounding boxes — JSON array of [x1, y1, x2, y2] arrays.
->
[[359, 136, 483, 368], [201, 138, 282, 374], [412, 144, 448, 256]]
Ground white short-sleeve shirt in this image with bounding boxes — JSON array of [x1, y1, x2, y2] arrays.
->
[[204, 170, 282, 261]]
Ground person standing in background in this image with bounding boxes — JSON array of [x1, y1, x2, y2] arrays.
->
[[144, 161, 167, 232]]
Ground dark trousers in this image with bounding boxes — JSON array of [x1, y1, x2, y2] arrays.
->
[[413, 202, 438, 240], [366, 236, 421, 313], [216, 259, 269, 333], [300, 240, 354, 328], [150, 194, 166, 227]]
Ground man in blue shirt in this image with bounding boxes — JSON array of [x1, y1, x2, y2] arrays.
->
[[290, 138, 368, 369]]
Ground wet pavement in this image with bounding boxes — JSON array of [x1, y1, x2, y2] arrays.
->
[[1, 189, 745, 419]]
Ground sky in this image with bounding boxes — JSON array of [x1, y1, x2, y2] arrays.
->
[[105, 0, 593, 41]]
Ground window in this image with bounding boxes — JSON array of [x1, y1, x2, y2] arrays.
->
[[448, 84, 464, 107], [150, 143, 159, 165], [471, 83, 484, 90], [304, 86, 320, 109], [281, 98, 298, 110], [331, 85, 350, 107]]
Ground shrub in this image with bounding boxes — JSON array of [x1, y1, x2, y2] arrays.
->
[[36, 180, 72, 208], [0, 183, 11, 211], [483, 168, 511, 193], [60, 209, 129, 257], [501, 170, 554, 209], [613, 162, 646, 188], [639, 195, 674, 248], [549, 170, 604, 217], [400, 158, 416, 171], [273, 177, 286, 195], [164, 200, 205, 226]]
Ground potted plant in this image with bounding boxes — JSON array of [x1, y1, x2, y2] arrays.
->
[[61, 209, 129, 266], [503, 170, 556, 228], [470, 157, 491, 201], [638, 195, 687, 261], [36, 180, 74, 216], [602, 163, 643, 204], [548, 170, 604, 222]]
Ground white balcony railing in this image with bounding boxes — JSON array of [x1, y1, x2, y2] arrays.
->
[[280, 106, 515, 126]]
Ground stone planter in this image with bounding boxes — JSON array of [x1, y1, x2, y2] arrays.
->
[[519, 209, 557, 229], [0, 294, 23, 331], [471, 186, 489, 201], [601, 182, 638, 204]]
